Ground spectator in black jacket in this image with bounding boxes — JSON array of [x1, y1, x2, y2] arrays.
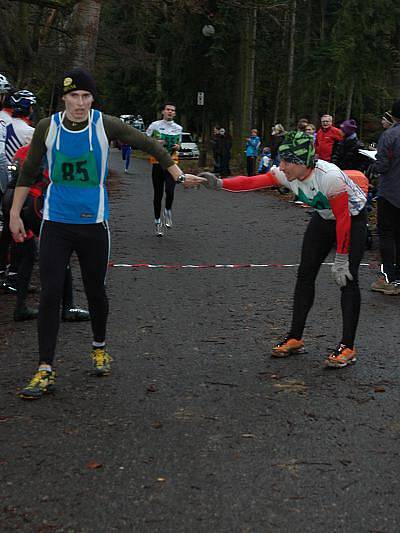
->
[[331, 119, 364, 170], [370, 100, 400, 294], [270, 123, 286, 166]]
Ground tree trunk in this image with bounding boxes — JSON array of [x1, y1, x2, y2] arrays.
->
[[391, 26, 400, 97], [233, 4, 258, 153], [285, 0, 296, 127], [69, 0, 102, 70], [247, 6, 258, 129], [345, 78, 355, 119]]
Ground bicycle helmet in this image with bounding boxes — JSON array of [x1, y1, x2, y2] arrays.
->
[[0, 74, 12, 94], [10, 90, 37, 116]]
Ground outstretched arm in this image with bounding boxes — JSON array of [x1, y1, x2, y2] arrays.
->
[[200, 171, 280, 192]]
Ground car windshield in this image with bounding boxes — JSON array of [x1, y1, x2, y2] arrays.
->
[[181, 133, 193, 143]]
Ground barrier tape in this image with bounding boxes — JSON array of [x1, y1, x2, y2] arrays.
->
[[109, 262, 379, 270]]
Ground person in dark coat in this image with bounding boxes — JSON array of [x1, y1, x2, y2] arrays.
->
[[331, 119, 365, 170], [218, 128, 232, 177], [270, 123, 286, 166]]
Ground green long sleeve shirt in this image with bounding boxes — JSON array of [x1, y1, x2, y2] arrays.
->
[[17, 113, 175, 187]]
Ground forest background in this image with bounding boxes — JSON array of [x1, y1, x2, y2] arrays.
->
[[1, 0, 400, 158]]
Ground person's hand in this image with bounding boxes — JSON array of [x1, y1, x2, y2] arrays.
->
[[182, 173, 207, 188], [172, 144, 180, 151], [10, 214, 27, 243], [331, 253, 353, 287], [198, 172, 222, 190]]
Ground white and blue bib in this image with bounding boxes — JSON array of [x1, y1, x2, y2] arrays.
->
[[44, 109, 109, 223]]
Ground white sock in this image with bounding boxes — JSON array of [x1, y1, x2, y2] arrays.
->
[[92, 341, 105, 348], [38, 364, 52, 372]]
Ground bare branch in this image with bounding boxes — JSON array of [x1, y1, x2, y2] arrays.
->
[[7, 0, 79, 11]]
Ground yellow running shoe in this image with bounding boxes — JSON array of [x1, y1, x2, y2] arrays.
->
[[91, 347, 112, 376], [324, 344, 356, 368], [20, 369, 56, 400], [272, 336, 304, 358]]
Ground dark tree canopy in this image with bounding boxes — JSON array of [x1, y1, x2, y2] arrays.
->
[[1, 0, 400, 147]]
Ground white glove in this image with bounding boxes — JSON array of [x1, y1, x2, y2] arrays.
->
[[198, 172, 222, 190], [331, 253, 353, 287]]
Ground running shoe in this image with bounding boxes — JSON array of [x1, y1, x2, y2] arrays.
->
[[271, 336, 304, 358], [91, 347, 112, 376], [324, 344, 356, 368], [155, 222, 164, 237], [61, 307, 90, 321], [13, 305, 38, 322], [20, 369, 56, 399], [370, 278, 400, 295], [164, 209, 173, 228]]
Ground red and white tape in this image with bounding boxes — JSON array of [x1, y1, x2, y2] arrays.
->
[[109, 262, 378, 270]]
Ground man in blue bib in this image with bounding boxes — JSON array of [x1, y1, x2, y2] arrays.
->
[[10, 68, 205, 399]]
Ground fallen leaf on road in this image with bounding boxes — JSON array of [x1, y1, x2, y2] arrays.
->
[[273, 379, 308, 394], [241, 433, 256, 438], [374, 387, 385, 393], [147, 384, 157, 393], [86, 461, 103, 470], [151, 420, 162, 429], [156, 477, 166, 482]]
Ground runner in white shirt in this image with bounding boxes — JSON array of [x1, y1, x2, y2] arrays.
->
[[0, 74, 12, 194], [5, 90, 36, 164], [146, 103, 183, 236], [200, 131, 368, 368]]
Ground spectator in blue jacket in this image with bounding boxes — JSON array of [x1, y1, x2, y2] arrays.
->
[[245, 128, 261, 176]]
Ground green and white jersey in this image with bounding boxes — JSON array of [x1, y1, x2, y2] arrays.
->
[[146, 119, 182, 155], [271, 160, 366, 220]]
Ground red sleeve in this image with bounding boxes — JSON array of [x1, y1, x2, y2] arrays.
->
[[334, 128, 344, 142], [221, 172, 280, 192], [329, 192, 351, 254]]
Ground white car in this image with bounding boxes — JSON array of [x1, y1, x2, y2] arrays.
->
[[178, 132, 200, 160], [120, 114, 145, 132]]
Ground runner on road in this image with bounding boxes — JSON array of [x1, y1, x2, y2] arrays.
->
[[201, 131, 368, 368], [146, 103, 182, 236], [10, 68, 205, 399]]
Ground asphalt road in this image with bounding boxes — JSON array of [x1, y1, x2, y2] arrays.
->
[[1, 151, 399, 532]]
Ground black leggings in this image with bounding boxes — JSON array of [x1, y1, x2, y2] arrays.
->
[[377, 197, 400, 282], [151, 164, 176, 219], [38, 221, 110, 365], [289, 209, 367, 349], [246, 156, 257, 176]]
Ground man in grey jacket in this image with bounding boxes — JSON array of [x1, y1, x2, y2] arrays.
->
[[371, 100, 400, 295]]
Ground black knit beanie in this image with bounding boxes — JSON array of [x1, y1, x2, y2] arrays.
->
[[62, 68, 97, 98], [391, 100, 400, 120]]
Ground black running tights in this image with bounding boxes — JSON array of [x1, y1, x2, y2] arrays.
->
[[288, 210, 367, 348], [151, 164, 176, 219], [38, 221, 110, 365], [377, 197, 400, 282]]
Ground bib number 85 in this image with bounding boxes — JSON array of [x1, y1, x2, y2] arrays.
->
[[61, 160, 89, 182]]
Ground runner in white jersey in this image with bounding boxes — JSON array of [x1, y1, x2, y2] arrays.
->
[[200, 131, 368, 368], [146, 103, 183, 236], [0, 74, 12, 194], [5, 90, 35, 164]]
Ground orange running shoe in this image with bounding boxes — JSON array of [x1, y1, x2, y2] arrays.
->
[[324, 344, 356, 368], [271, 336, 304, 358]]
